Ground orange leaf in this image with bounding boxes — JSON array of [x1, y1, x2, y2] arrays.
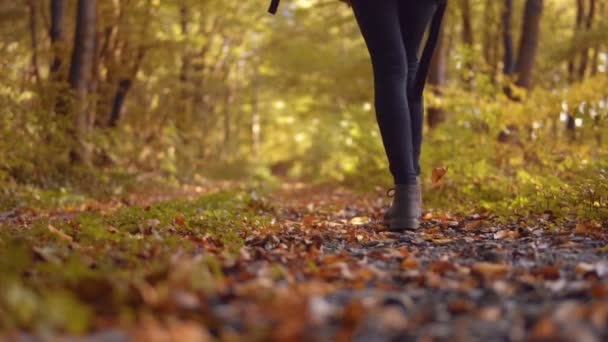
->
[[400, 257, 418, 270], [530, 318, 557, 340], [471, 262, 510, 279], [431, 167, 448, 186], [173, 213, 186, 227], [429, 260, 457, 275]]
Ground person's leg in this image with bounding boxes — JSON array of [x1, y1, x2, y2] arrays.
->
[[350, 0, 417, 185], [398, 0, 441, 176]]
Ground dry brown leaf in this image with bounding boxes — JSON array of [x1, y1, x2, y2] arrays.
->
[[173, 213, 186, 227], [431, 167, 448, 186], [400, 257, 419, 270], [590, 283, 608, 298], [464, 220, 484, 231], [471, 262, 510, 279], [448, 299, 474, 314], [574, 221, 601, 235], [429, 260, 458, 275], [530, 318, 557, 340], [531, 265, 561, 280], [575, 263, 596, 277], [493, 230, 520, 240], [47, 224, 73, 243], [477, 306, 502, 321]]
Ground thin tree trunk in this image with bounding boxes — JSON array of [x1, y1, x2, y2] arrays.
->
[[502, 0, 515, 96], [568, 0, 585, 83], [591, 0, 606, 76], [49, 0, 65, 82], [108, 48, 146, 127], [482, 1, 499, 84], [26, 0, 41, 84], [427, 14, 448, 128], [502, 0, 515, 76], [514, 0, 544, 90], [578, 0, 596, 79], [460, 0, 474, 87], [68, 0, 97, 164], [107, 0, 151, 127]]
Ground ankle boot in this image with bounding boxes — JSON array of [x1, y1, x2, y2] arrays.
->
[[383, 179, 422, 230], [383, 177, 422, 224]]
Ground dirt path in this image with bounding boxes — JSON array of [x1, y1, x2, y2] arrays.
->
[[226, 183, 608, 341], [5, 183, 608, 341]]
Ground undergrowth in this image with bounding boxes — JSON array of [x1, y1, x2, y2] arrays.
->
[[0, 190, 272, 334]]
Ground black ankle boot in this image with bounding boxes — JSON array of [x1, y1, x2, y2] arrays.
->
[[383, 178, 422, 230]]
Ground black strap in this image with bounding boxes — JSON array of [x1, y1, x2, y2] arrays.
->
[[268, 0, 280, 14], [413, 0, 448, 97]]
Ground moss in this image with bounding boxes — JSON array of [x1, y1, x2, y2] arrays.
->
[[0, 189, 269, 333]]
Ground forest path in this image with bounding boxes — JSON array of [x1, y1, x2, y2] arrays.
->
[[3, 182, 608, 341], [237, 182, 608, 341]]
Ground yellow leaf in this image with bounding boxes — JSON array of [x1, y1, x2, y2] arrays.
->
[[349, 216, 371, 225]]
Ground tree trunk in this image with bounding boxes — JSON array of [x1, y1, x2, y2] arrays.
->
[[107, 0, 151, 127], [502, 0, 515, 96], [482, 1, 499, 85], [568, 0, 585, 83], [108, 48, 145, 127], [514, 0, 543, 90], [68, 0, 97, 164], [591, 0, 606, 76], [27, 0, 41, 84], [49, 0, 65, 82], [427, 14, 448, 128], [460, 0, 474, 87], [578, 0, 596, 79], [502, 0, 515, 76]]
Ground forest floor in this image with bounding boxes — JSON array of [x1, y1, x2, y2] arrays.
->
[[2, 181, 608, 341]]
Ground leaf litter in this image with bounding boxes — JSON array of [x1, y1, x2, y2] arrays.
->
[[1, 182, 607, 341]]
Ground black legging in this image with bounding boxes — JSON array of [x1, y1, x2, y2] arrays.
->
[[351, 0, 443, 185]]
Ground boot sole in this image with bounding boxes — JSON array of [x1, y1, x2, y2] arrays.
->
[[387, 217, 420, 231], [383, 212, 422, 226]]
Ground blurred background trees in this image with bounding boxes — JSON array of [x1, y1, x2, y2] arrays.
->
[[1, 0, 607, 217]]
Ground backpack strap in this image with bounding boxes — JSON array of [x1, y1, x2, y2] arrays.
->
[[413, 0, 448, 97], [268, 0, 280, 14]]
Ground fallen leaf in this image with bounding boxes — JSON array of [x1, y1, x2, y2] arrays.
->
[[493, 230, 520, 240], [471, 262, 510, 279], [531, 265, 561, 280], [530, 318, 557, 339], [464, 220, 484, 231], [48, 224, 73, 243], [173, 213, 187, 227], [429, 261, 458, 275], [349, 216, 371, 225], [477, 306, 502, 321], [448, 299, 473, 314], [574, 221, 601, 235], [400, 257, 418, 270], [431, 167, 448, 186]]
